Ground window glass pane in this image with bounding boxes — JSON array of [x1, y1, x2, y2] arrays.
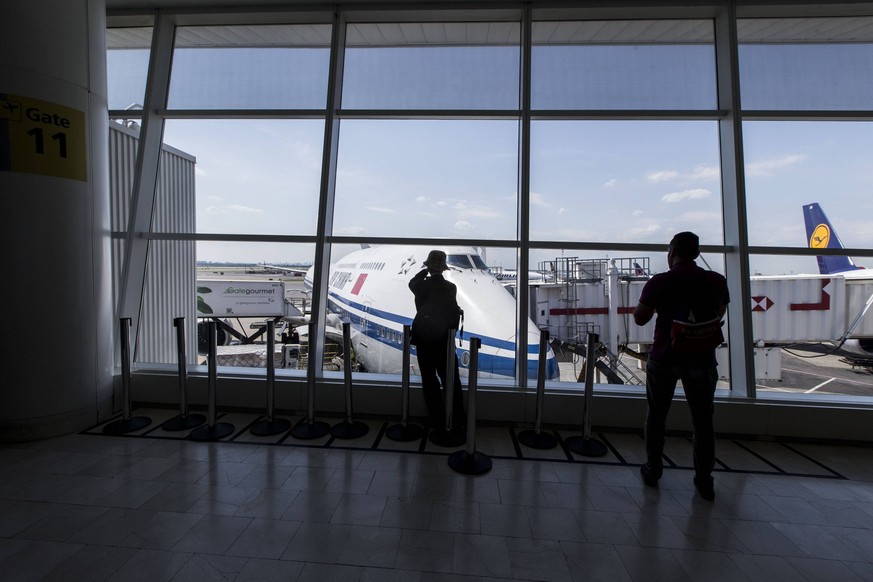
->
[[529, 247, 730, 390], [739, 17, 873, 111], [749, 255, 873, 399], [343, 22, 519, 109], [168, 25, 331, 109], [744, 121, 873, 253], [161, 119, 324, 235], [532, 20, 716, 110], [172, 242, 314, 371], [530, 120, 722, 244], [332, 119, 518, 240], [323, 244, 520, 386], [107, 27, 152, 111]]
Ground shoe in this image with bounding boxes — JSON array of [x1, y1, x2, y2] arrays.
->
[[694, 476, 715, 501], [640, 464, 660, 488]]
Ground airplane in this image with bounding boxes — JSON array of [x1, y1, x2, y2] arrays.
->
[[802, 202, 873, 357], [803, 202, 869, 279], [305, 245, 560, 381], [490, 268, 551, 283]]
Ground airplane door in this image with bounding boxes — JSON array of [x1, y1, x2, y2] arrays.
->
[[536, 301, 550, 331]]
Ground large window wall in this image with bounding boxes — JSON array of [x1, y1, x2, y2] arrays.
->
[[107, 3, 873, 404]]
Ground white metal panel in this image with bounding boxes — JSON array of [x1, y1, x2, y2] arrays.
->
[[109, 123, 197, 364], [845, 280, 873, 337], [749, 275, 846, 343]]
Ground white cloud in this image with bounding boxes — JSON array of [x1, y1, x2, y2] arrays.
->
[[415, 196, 429, 203], [646, 170, 680, 183], [364, 206, 398, 214], [530, 191, 551, 207], [604, 178, 617, 188], [661, 188, 712, 203], [686, 165, 720, 181], [746, 154, 807, 177], [629, 224, 663, 238], [455, 220, 474, 230], [679, 211, 721, 222]]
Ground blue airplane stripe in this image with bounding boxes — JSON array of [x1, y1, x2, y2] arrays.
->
[[327, 299, 560, 379], [328, 291, 538, 354]]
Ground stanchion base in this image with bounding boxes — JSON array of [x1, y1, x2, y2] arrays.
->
[[517, 429, 558, 450], [565, 436, 609, 457], [188, 422, 235, 442], [250, 417, 292, 437], [428, 427, 466, 448], [290, 419, 331, 440], [385, 423, 425, 442], [102, 416, 151, 435], [448, 450, 492, 475], [161, 413, 206, 432], [331, 420, 369, 439]]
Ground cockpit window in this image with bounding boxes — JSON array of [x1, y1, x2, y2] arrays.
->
[[471, 255, 487, 270], [447, 254, 473, 269]]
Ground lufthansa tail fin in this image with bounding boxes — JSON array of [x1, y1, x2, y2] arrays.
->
[[803, 202, 860, 275]]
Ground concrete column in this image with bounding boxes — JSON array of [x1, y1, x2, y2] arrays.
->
[[0, 0, 113, 440]]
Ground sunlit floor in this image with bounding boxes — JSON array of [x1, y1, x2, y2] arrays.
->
[[1, 408, 872, 581]]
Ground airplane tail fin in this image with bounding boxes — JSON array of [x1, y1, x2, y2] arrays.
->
[[803, 202, 860, 275]]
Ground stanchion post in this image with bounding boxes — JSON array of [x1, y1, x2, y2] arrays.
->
[[448, 337, 491, 475], [331, 322, 368, 439], [429, 329, 465, 448], [103, 318, 151, 435], [444, 328, 456, 432], [189, 320, 235, 441], [565, 332, 608, 457], [250, 319, 291, 436], [290, 321, 330, 439], [517, 330, 557, 449], [162, 317, 205, 431], [386, 324, 424, 442]]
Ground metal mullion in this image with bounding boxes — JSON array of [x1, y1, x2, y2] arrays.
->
[[325, 236, 521, 248], [516, 3, 532, 389], [336, 109, 520, 120], [117, 13, 176, 360], [146, 233, 318, 244], [158, 108, 328, 119], [309, 9, 347, 381], [716, 4, 756, 398], [530, 109, 727, 121], [741, 110, 873, 121], [748, 246, 873, 259]]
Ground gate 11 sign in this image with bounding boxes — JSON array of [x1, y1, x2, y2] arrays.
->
[[0, 93, 87, 181]]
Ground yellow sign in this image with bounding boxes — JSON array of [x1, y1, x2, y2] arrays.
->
[[810, 224, 830, 249], [0, 93, 87, 181]]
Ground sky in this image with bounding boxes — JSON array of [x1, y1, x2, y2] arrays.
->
[[107, 36, 873, 276]]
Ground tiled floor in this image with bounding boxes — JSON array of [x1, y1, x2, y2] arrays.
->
[[2, 407, 873, 581]]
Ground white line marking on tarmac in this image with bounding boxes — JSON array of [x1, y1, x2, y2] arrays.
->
[[782, 367, 873, 387], [805, 377, 836, 393]]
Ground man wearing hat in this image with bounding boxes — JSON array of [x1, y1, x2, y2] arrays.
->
[[633, 232, 729, 501], [409, 250, 466, 429]]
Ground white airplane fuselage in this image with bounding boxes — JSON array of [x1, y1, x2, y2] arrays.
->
[[307, 246, 560, 381]]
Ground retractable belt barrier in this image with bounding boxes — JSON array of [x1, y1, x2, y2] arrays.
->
[[103, 318, 152, 435], [565, 332, 608, 457], [386, 325, 425, 442], [162, 317, 206, 432], [189, 320, 235, 441], [290, 321, 330, 439], [517, 330, 558, 450], [448, 337, 491, 475], [331, 322, 369, 439], [250, 320, 292, 436], [428, 328, 466, 448]]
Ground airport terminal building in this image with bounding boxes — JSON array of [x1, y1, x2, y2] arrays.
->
[[3, 1, 873, 580]]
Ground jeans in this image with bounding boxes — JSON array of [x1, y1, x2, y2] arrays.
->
[[644, 359, 717, 479]]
